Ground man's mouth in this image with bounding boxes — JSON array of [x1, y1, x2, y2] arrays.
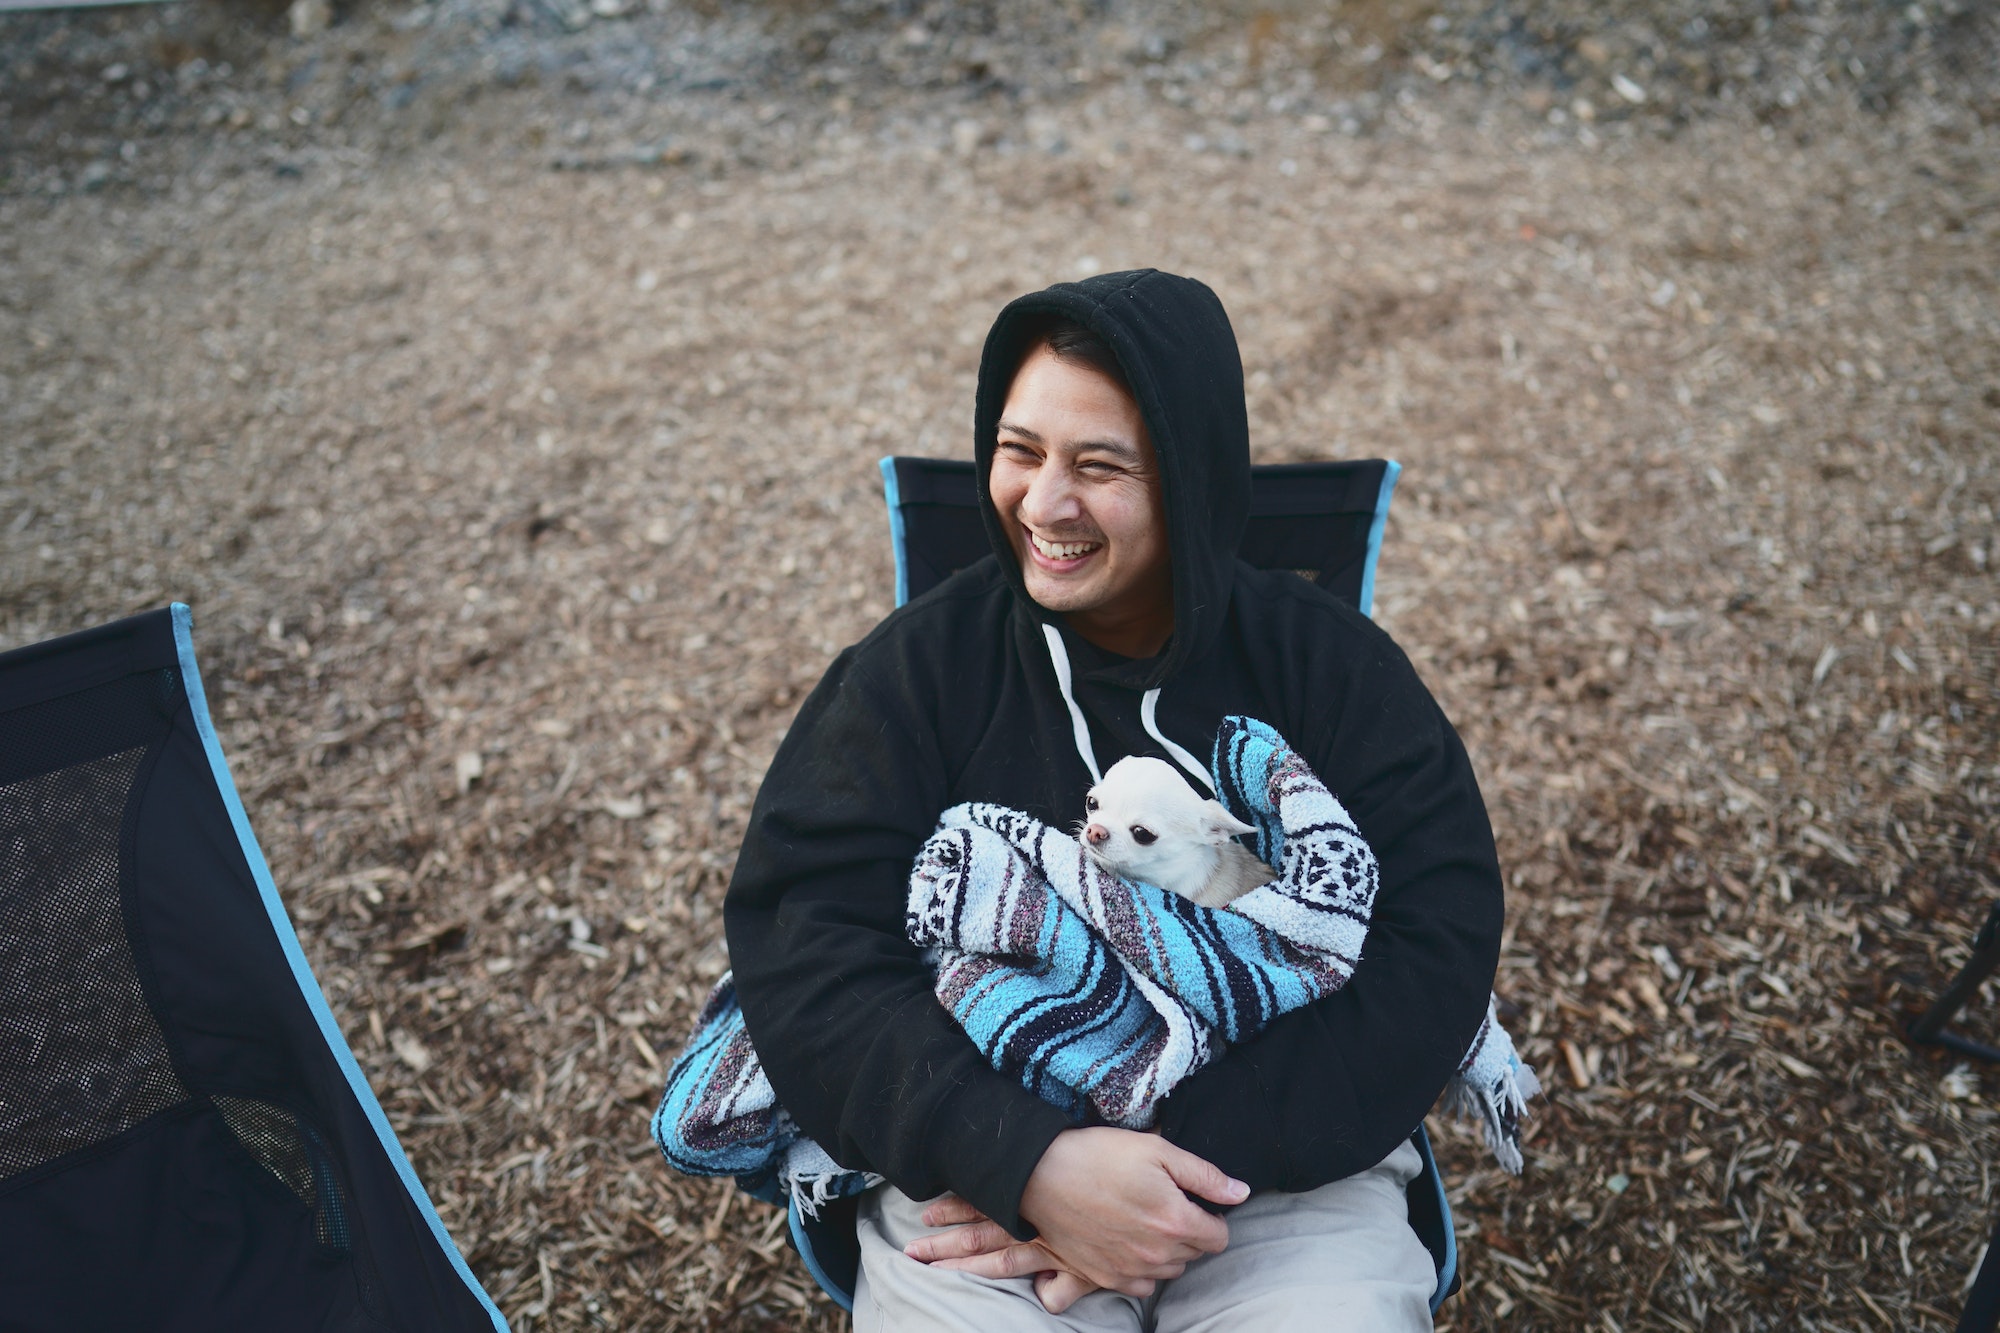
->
[[1029, 532, 1103, 562]]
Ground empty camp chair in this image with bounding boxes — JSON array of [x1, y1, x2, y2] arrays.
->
[[770, 454, 1457, 1316], [0, 605, 506, 1332], [1902, 902, 2000, 1332], [1907, 899, 2000, 1065]]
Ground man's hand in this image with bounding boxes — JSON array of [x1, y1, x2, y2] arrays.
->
[[904, 1127, 1247, 1304], [904, 1195, 1103, 1314]]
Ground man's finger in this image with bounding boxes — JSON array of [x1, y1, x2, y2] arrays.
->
[[919, 1195, 985, 1228], [931, 1242, 1061, 1280], [1158, 1142, 1250, 1209], [1035, 1270, 1099, 1314], [1168, 1203, 1231, 1258], [905, 1220, 1012, 1263]]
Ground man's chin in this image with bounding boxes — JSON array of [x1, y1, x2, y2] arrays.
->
[[1021, 571, 1104, 615]]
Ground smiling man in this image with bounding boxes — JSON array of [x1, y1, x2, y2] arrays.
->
[[724, 271, 1503, 1330]]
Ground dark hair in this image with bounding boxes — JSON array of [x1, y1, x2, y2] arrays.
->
[[1019, 315, 1130, 394]]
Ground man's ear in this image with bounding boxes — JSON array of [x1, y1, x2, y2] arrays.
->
[[1199, 801, 1258, 841]]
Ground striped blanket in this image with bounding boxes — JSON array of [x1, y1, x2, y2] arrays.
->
[[653, 717, 1538, 1212]]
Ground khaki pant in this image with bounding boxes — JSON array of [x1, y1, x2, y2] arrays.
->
[[852, 1139, 1435, 1332]]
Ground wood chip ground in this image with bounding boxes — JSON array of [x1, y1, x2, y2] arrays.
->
[[3, 3, 1997, 1328]]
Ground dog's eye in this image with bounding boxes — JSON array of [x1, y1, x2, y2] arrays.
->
[[1085, 794, 1099, 812], [1130, 826, 1156, 846]]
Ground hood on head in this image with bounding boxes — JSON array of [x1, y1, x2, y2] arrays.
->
[[972, 269, 1251, 689]]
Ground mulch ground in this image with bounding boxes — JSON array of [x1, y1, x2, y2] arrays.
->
[[3, 3, 1998, 1329]]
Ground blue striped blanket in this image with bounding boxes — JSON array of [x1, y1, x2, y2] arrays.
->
[[653, 717, 1538, 1213]]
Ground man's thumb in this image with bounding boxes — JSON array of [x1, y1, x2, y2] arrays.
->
[[1160, 1144, 1249, 1205]]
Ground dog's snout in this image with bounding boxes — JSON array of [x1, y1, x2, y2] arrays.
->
[[1084, 823, 1109, 845]]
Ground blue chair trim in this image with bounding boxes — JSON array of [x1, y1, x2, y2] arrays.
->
[[1356, 459, 1400, 621], [879, 456, 911, 609], [171, 604, 511, 1333], [789, 1196, 856, 1314], [1412, 1123, 1457, 1314]]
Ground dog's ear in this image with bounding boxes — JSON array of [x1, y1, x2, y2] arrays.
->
[[1198, 801, 1258, 841]]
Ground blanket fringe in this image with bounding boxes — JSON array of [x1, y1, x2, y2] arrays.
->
[[1441, 997, 1543, 1175], [1441, 1063, 1543, 1175]]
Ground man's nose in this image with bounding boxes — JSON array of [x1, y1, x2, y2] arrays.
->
[[1085, 823, 1109, 845], [1021, 461, 1082, 526]]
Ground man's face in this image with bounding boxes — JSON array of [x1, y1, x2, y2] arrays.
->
[[988, 342, 1172, 657]]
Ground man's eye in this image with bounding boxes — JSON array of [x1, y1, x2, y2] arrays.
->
[[1085, 795, 1099, 812], [1130, 826, 1156, 845]]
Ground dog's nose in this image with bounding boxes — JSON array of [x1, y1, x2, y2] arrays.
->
[[1084, 823, 1108, 845]]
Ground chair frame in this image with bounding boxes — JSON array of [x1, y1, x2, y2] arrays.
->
[[879, 455, 1402, 617], [1906, 899, 2000, 1064]]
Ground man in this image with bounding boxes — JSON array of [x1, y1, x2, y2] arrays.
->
[[725, 270, 1503, 1329]]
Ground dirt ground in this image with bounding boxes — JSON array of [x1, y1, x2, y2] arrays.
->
[[4, 1, 1999, 1329]]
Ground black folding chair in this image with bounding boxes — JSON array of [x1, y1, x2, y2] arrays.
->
[[1908, 900, 2000, 1065], [879, 455, 1403, 614], [1901, 902, 2000, 1332], [0, 606, 506, 1331], [774, 454, 1460, 1317]]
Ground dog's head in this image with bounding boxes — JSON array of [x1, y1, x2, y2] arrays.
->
[[1081, 756, 1256, 895]]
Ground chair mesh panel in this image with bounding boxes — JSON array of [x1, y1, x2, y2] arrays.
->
[[213, 1095, 353, 1250], [0, 743, 188, 1180]]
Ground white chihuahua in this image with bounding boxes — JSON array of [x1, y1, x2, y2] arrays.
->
[[1081, 756, 1275, 908]]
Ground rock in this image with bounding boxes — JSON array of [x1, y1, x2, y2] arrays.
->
[[1025, 112, 1066, 154], [288, 0, 332, 38], [626, 141, 685, 167], [602, 795, 646, 820], [390, 1030, 433, 1073]]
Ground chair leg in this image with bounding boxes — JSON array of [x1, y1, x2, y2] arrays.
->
[[1959, 1211, 2000, 1333], [1909, 900, 2000, 1064]]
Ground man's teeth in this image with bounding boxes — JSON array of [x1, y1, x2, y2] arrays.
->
[[1031, 534, 1102, 560]]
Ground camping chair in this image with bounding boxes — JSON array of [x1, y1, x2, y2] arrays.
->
[[1907, 899, 2000, 1065], [1901, 902, 2000, 1332], [0, 605, 507, 1331], [775, 454, 1458, 1317]]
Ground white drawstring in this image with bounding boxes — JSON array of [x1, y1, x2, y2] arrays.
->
[[1141, 689, 1214, 793], [1041, 624, 1102, 784], [1041, 625, 1210, 792]]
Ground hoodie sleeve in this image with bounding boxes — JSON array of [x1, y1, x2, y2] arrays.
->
[[1152, 620, 1504, 1191], [722, 645, 1074, 1237]]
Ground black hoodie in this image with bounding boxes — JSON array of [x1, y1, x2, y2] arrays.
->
[[724, 270, 1502, 1238]]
